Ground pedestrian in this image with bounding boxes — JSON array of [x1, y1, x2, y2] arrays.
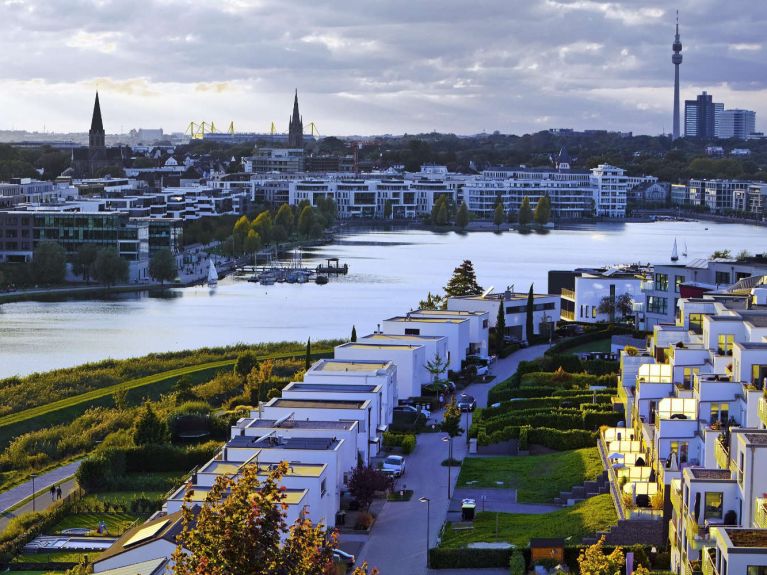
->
[[439, 393, 445, 405], [50, 485, 56, 500], [56, 486, 62, 500]]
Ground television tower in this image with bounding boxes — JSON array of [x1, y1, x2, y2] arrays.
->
[[672, 11, 683, 140]]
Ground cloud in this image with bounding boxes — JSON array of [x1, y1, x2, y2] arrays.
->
[[0, 0, 764, 135]]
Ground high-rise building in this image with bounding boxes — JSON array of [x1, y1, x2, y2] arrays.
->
[[718, 109, 757, 139], [684, 91, 723, 139], [672, 12, 683, 141], [288, 90, 304, 148]]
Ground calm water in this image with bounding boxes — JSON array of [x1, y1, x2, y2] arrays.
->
[[0, 220, 763, 378]]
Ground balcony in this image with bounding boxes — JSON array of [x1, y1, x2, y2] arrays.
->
[[561, 309, 575, 321], [669, 519, 678, 547], [671, 486, 682, 514], [759, 396, 767, 428], [561, 287, 576, 301], [702, 548, 718, 575], [641, 280, 654, 292], [755, 498, 767, 529], [686, 512, 700, 545], [714, 438, 731, 471]]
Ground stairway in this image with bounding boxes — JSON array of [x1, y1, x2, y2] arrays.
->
[[553, 470, 610, 506]]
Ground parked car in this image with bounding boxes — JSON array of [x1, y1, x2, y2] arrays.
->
[[382, 455, 406, 477], [332, 549, 356, 568], [475, 365, 489, 377], [394, 404, 431, 419], [464, 355, 489, 367], [503, 336, 528, 347], [456, 394, 477, 412]]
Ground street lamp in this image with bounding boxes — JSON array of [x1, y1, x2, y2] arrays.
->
[[419, 496, 431, 568], [30, 473, 38, 513], [442, 436, 453, 499]]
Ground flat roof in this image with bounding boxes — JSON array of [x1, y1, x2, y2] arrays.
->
[[286, 383, 378, 393], [449, 292, 556, 301], [313, 359, 391, 372], [247, 418, 356, 430], [689, 468, 732, 480], [723, 528, 767, 548], [414, 309, 487, 317], [228, 435, 340, 451], [271, 398, 366, 409], [172, 485, 307, 505], [340, 343, 420, 351], [361, 333, 445, 342], [744, 433, 767, 445], [385, 316, 466, 324]]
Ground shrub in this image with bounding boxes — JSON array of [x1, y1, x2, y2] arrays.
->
[[428, 547, 515, 569], [354, 511, 374, 530], [518, 426, 529, 451], [401, 434, 416, 454], [509, 549, 526, 575], [383, 432, 417, 454]]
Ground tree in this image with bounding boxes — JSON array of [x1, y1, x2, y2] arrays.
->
[[597, 292, 634, 322], [710, 249, 731, 259], [347, 465, 392, 511], [232, 215, 250, 254], [736, 249, 752, 260], [418, 291, 445, 310], [275, 203, 294, 233], [132, 401, 167, 445], [92, 248, 129, 286], [436, 201, 449, 226], [577, 536, 624, 575], [172, 462, 377, 575], [455, 202, 469, 230], [383, 200, 393, 219], [525, 284, 534, 342], [444, 259, 483, 296], [297, 205, 315, 237], [148, 249, 178, 285], [30, 241, 67, 285], [246, 359, 274, 404], [234, 351, 259, 379], [73, 244, 99, 282], [534, 193, 551, 225], [305, 338, 312, 370], [518, 196, 533, 226], [495, 302, 506, 353], [493, 202, 505, 230], [509, 549, 526, 575], [424, 353, 449, 392], [252, 211, 273, 245], [244, 229, 261, 254], [351, 325, 357, 342], [440, 400, 463, 438]]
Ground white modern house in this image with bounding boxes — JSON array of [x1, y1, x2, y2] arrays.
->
[[92, 513, 182, 573], [281, 381, 389, 427], [334, 341, 429, 399], [409, 309, 490, 358], [358, 334, 448, 381], [381, 315, 470, 372]]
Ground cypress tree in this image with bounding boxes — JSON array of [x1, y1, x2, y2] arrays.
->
[[305, 338, 312, 370], [525, 284, 535, 343], [518, 197, 533, 227], [495, 302, 506, 353], [351, 325, 357, 342]]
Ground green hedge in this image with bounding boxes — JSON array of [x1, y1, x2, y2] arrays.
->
[[478, 426, 597, 449], [428, 547, 515, 569], [382, 432, 417, 455], [546, 325, 634, 356], [520, 371, 617, 389]]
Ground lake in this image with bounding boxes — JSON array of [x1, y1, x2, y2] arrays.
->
[[0, 220, 762, 378]]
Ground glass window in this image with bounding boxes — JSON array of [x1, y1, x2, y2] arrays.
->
[[704, 492, 723, 519], [715, 271, 731, 285], [404, 328, 420, 335], [647, 296, 668, 315], [675, 275, 685, 293], [751, 364, 767, 388], [683, 368, 700, 387], [689, 313, 703, 334], [592, 306, 597, 319], [747, 567, 767, 575], [718, 334, 734, 355], [654, 273, 669, 291], [711, 403, 729, 425]]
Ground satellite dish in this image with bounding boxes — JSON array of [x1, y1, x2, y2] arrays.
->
[[481, 286, 494, 298]]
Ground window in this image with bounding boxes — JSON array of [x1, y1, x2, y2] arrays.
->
[[717, 334, 734, 355], [689, 313, 703, 334], [675, 275, 685, 293], [715, 271, 731, 285], [704, 492, 723, 520], [670, 441, 688, 464], [747, 567, 767, 575], [683, 367, 700, 387], [647, 296, 668, 315], [654, 273, 669, 291], [482, 319, 488, 328], [320, 478, 327, 496], [592, 306, 597, 319], [752, 364, 767, 388], [404, 328, 420, 335], [711, 403, 729, 425]]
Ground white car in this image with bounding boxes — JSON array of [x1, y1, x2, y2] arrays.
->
[[476, 365, 489, 376], [394, 404, 431, 419], [382, 455, 406, 477]]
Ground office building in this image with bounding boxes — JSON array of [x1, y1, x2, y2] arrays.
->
[[685, 92, 724, 139], [719, 109, 757, 140]]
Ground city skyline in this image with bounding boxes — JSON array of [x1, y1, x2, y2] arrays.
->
[[0, 0, 765, 136]]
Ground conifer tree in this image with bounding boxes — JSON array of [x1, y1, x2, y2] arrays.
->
[[518, 196, 533, 226], [525, 284, 535, 342], [351, 325, 357, 342], [444, 260, 483, 297], [305, 338, 312, 370]]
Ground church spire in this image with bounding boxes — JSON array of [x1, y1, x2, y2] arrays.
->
[[90, 92, 104, 134], [288, 89, 304, 148]]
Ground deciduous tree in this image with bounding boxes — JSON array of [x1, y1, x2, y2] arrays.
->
[[455, 202, 469, 230], [73, 244, 99, 282], [92, 248, 129, 287], [518, 196, 533, 227], [493, 202, 504, 230], [347, 465, 392, 511], [534, 193, 551, 225], [440, 400, 463, 438], [31, 241, 67, 285], [577, 536, 624, 575], [148, 249, 178, 285]]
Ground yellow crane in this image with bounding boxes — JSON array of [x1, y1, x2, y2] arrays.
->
[[307, 122, 321, 138], [270, 122, 277, 136]]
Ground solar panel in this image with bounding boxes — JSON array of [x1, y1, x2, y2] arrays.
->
[[123, 519, 169, 548]]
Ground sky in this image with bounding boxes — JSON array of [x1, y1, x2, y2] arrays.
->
[[0, 0, 765, 137]]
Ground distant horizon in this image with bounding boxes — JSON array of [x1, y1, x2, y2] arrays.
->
[[0, 1, 765, 136]]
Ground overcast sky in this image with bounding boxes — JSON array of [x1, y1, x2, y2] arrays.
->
[[0, 0, 765, 137]]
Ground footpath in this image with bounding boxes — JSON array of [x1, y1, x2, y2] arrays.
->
[[355, 345, 548, 575]]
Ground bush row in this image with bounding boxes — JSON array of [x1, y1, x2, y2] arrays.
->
[[545, 325, 635, 356], [477, 426, 598, 450], [382, 432, 417, 455], [481, 408, 621, 435], [519, 371, 617, 389], [76, 443, 220, 491], [482, 393, 613, 417]]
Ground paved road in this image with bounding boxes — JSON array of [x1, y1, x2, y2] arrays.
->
[[449, 488, 558, 515], [357, 345, 548, 575], [0, 477, 78, 533], [0, 460, 81, 516]]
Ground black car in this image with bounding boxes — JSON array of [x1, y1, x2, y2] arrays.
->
[[456, 394, 477, 412]]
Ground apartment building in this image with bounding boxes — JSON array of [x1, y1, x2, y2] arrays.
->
[[381, 315, 471, 372]]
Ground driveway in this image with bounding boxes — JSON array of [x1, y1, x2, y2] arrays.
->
[[355, 345, 547, 575]]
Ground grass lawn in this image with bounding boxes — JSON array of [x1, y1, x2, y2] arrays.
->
[[12, 550, 90, 563], [51, 512, 139, 536], [440, 494, 616, 548], [564, 337, 612, 355], [456, 448, 603, 502]]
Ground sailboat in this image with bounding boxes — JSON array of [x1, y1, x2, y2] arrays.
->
[[671, 238, 679, 262], [207, 259, 218, 287], [682, 242, 688, 258]]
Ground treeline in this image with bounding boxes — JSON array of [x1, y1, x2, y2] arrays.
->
[[226, 198, 337, 256]]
